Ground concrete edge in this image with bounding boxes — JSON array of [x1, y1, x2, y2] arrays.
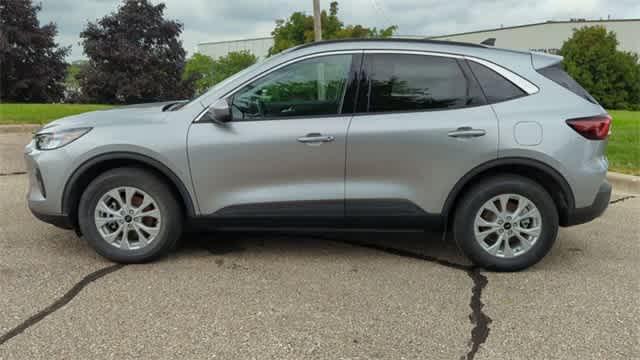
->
[[607, 171, 640, 195], [0, 124, 41, 134]]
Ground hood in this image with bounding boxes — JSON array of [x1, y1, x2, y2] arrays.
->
[[40, 101, 182, 133]]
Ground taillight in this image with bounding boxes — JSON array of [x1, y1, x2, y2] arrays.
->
[[566, 114, 612, 140]]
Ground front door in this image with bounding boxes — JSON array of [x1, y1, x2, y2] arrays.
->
[[188, 53, 358, 218]]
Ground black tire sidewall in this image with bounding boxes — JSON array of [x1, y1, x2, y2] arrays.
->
[[454, 175, 559, 271], [78, 168, 182, 263]]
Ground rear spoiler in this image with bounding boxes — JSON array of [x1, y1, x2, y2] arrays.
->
[[480, 38, 496, 46], [530, 51, 563, 69]]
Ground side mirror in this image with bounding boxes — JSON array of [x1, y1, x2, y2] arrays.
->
[[207, 99, 231, 124]]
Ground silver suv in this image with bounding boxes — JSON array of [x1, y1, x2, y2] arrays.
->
[[25, 39, 612, 271]]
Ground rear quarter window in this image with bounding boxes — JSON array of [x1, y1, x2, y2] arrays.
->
[[537, 64, 598, 104], [467, 60, 526, 103]]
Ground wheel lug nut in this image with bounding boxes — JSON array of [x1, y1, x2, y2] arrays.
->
[[506, 216, 512, 221], [129, 210, 134, 214], [497, 220, 503, 225], [498, 229, 504, 233], [118, 220, 124, 224]]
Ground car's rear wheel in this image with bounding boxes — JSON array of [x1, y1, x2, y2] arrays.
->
[[453, 175, 558, 271], [78, 167, 182, 263]]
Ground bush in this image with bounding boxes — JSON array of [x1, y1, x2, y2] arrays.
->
[[560, 26, 640, 110]]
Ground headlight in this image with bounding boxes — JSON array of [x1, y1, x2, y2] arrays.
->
[[34, 128, 92, 150]]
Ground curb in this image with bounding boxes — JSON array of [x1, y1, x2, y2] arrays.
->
[[607, 172, 640, 195], [0, 124, 41, 134]]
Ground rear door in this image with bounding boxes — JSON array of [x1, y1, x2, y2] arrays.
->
[[345, 51, 499, 216]]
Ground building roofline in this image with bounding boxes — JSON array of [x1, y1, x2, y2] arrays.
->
[[197, 18, 640, 47], [198, 36, 273, 46], [429, 18, 640, 39]]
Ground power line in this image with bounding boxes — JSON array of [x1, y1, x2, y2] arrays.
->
[[369, 0, 397, 31]]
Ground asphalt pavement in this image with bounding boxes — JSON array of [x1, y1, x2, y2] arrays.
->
[[0, 132, 638, 359]]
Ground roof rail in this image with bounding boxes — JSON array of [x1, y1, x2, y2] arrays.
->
[[294, 38, 487, 51]]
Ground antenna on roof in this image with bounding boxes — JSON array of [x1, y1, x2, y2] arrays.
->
[[480, 38, 496, 46]]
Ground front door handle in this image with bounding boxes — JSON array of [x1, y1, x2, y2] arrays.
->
[[297, 133, 335, 145], [448, 127, 486, 138]]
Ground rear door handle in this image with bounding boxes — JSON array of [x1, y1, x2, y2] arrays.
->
[[297, 133, 335, 145], [448, 127, 486, 138]]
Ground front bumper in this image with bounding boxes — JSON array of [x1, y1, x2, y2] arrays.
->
[[29, 208, 73, 229], [25, 140, 74, 229], [563, 181, 611, 226]]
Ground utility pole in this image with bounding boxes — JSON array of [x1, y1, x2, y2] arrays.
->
[[313, 0, 322, 41], [312, 0, 325, 100]]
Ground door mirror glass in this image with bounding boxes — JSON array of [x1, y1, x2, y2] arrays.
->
[[207, 99, 231, 123]]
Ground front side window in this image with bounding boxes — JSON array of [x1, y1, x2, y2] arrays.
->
[[364, 54, 484, 113], [230, 54, 353, 120]]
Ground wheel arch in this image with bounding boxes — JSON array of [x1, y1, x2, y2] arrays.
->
[[62, 152, 197, 229], [442, 157, 575, 226]]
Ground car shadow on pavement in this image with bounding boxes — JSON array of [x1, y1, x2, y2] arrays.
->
[[176, 229, 470, 267]]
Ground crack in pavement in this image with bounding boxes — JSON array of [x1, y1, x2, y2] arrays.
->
[[3, 233, 492, 358], [300, 235, 492, 360], [0, 264, 124, 346], [206, 232, 492, 359], [0, 171, 27, 177], [463, 268, 491, 360], [609, 195, 636, 204]]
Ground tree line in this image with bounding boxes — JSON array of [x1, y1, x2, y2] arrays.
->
[[1, 0, 638, 109]]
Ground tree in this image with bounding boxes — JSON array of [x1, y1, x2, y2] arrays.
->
[[269, 1, 397, 55], [183, 51, 257, 95], [182, 53, 216, 96], [64, 60, 88, 102], [78, 0, 192, 104], [0, 0, 69, 102], [560, 26, 640, 109]]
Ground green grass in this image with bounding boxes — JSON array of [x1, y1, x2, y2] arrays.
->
[[0, 103, 113, 125], [608, 110, 640, 175], [0, 103, 638, 175]]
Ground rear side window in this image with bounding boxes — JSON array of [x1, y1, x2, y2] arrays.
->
[[363, 54, 485, 113], [468, 61, 526, 103], [537, 64, 598, 104]]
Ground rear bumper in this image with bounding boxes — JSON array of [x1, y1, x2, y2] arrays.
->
[[563, 181, 611, 227]]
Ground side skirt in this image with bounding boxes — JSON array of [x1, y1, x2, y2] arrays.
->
[[188, 199, 444, 231]]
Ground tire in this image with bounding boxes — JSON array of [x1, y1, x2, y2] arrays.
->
[[78, 167, 183, 263], [453, 175, 558, 271]]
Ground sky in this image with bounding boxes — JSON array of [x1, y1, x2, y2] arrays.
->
[[38, 0, 640, 61]]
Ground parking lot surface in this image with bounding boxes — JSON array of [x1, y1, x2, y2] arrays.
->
[[1, 132, 638, 359]]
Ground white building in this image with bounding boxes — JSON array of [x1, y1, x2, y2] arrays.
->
[[196, 18, 639, 60], [430, 19, 639, 55], [197, 37, 274, 59]]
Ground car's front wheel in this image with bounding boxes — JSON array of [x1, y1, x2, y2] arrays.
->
[[78, 167, 182, 263], [453, 175, 559, 271]]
